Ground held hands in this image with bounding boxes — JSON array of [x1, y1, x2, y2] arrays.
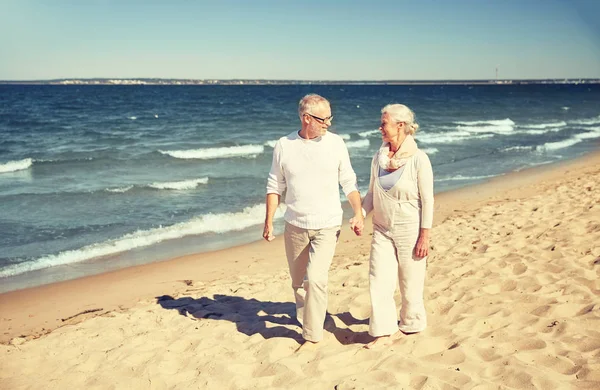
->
[[349, 214, 364, 236], [263, 222, 275, 242]]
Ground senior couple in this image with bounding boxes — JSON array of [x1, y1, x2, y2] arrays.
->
[[264, 94, 434, 349]]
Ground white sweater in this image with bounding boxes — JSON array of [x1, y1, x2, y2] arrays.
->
[[266, 131, 358, 229]]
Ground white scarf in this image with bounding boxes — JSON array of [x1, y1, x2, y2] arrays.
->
[[377, 135, 418, 171]]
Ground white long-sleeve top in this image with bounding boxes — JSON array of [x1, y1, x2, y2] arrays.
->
[[362, 149, 434, 231], [266, 131, 359, 229]]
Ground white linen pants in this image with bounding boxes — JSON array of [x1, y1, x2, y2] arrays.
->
[[369, 225, 427, 337], [284, 222, 340, 342]]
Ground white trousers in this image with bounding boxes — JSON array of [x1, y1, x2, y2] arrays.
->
[[284, 222, 340, 342], [369, 225, 427, 337]]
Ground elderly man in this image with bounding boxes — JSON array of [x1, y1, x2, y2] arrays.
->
[[264, 93, 364, 343]]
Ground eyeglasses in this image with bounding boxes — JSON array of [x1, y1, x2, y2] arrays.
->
[[305, 113, 333, 124]]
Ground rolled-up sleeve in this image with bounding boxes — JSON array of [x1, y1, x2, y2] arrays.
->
[[338, 140, 359, 196], [417, 152, 434, 228], [266, 140, 286, 195]]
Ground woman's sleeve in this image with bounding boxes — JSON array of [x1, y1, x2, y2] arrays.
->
[[417, 152, 434, 228]]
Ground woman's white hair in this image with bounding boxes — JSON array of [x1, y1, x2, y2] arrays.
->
[[381, 104, 419, 135], [298, 94, 330, 120]]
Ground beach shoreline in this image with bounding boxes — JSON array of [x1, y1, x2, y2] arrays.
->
[[1, 150, 598, 344], [1, 150, 599, 388]]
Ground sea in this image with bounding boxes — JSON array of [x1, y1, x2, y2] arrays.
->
[[1, 84, 599, 293]]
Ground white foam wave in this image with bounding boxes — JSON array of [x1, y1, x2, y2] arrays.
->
[[455, 119, 515, 126], [570, 115, 600, 126], [517, 121, 566, 135], [264, 140, 278, 148], [421, 148, 439, 155], [148, 178, 208, 190], [455, 118, 515, 134], [562, 107, 570, 111], [502, 146, 534, 152], [437, 174, 497, 182], [106, 186, 133, 193], [345, 139, 370, 149], [129, 116, 137, 120], [417, 131, 493, 144], [105, 178, 209, 192], [0, 158, 33, 173], [159, 145, 264, 159], [0, 204, 286, 278], [520, 121, 567, 129], [358, 129, 380, 138], [574, 127, 600, 140], [538, 127, 600, 151], [539, 138, 581, 151]]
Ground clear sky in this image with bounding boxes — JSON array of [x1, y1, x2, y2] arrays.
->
[[1, 0, 599, 80]]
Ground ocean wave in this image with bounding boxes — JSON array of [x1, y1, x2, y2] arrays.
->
[[570, 115, 600, 126], [105, 178, 209, 192], [148, 178, 209, 190], [538, 138, 582, 151], [436, 174, 498, 182], [501, 146, 534, 152], [454, 119, 515, 126], [105, 186, 134, 193], [345, 139, 370, 149], [456, 118, 515, 134], [417, 131, 494, 144], [264, 140, 278, 148], [0, 158, 33, 174], [159, 145, 264, 159], [0, 203, 285, 278], [537, 127, 600, 151], [422, 147, 439, 155], [35, 157, 95, 163], [519, 121, 567, 129], [358, 129, 380, 138]]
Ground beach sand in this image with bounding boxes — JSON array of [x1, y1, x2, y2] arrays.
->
[[1, 152, 599, 389]]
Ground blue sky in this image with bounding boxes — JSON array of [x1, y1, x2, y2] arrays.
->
[[1, 0, 599, 80]]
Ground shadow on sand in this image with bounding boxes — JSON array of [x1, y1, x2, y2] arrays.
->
[[156, 294, 371, 345]]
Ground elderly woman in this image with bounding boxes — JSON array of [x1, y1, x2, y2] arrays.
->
[[360, 103, 434, 349]]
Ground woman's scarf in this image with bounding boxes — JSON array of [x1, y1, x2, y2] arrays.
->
[[377, 134, 418, 171]]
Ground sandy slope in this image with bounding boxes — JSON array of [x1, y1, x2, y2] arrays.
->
[[1, 153, 599, 389]]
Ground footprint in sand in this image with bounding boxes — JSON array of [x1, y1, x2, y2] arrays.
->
[[475, 346, 502, 362], [514, 338, 547, 350], [512, 263, 528, 275], [530, 304, 554, 317], [501, 280, 518, 292]]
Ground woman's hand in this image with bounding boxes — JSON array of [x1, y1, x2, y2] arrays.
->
[[414, 228, 430, 258]]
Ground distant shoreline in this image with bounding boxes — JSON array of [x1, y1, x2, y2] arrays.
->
[[1, 78, 599, 86]]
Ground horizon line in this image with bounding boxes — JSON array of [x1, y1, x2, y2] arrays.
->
[[1, 77, 600, 82]]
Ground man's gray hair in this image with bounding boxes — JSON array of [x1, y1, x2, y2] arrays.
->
[[381, 104, 419, 135], [298, 94, 330, 120]]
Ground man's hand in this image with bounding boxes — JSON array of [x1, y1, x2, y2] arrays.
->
[[263, 221, 275, 242], [349, 213, 364, 236]]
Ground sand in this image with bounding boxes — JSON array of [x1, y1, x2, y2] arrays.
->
[[1, 152, 599, 389]]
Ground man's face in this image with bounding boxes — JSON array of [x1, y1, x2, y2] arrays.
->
[[304, 102, 332, 137]]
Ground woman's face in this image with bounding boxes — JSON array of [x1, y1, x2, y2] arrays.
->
[[379, 113, 403, 143]]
